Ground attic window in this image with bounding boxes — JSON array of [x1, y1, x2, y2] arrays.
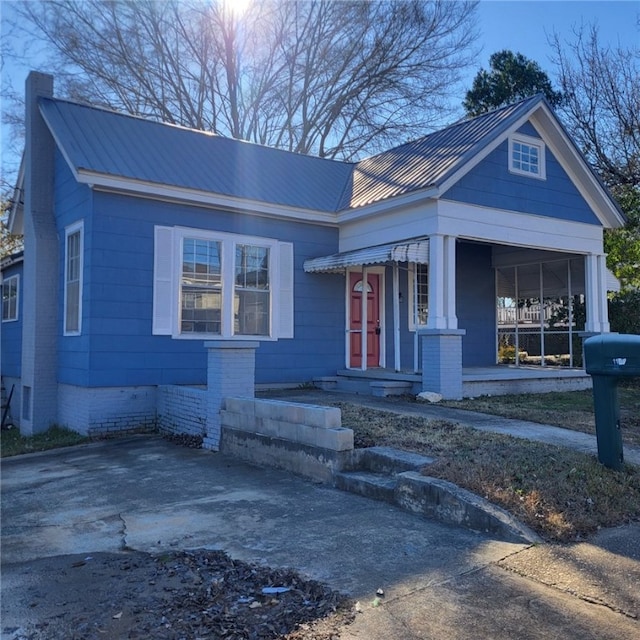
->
[[509, 134, 545, 179]]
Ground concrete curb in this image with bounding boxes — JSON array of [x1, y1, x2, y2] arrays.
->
[[395, 471, 541, 544]]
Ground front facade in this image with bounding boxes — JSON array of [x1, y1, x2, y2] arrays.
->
[[2, 72, 624, 435]]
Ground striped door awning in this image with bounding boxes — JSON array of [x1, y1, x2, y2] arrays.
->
[[303, 240, 429, 273]]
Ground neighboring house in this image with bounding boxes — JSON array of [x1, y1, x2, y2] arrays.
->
[[2, 72, 624, 436]]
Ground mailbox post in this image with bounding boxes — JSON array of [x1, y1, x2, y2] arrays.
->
[[584, 334, 640, 471]]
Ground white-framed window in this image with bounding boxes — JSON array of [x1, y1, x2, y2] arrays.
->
[[1, 274, 19, 322], [64, 221, 83, 335], [153, 226, 294, 340], [509, 134, 546, 179], [408, 263, 429, 331]]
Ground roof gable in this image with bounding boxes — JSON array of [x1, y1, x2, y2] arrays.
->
[[342, 95, 625, 229], [343, 95, 544, 210], [34, 93, 624, 229]]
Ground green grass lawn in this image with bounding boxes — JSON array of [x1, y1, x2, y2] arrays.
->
[[0, 425, 89, 457]]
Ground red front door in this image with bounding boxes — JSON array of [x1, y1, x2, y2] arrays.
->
[[349, 272, 381, 368]]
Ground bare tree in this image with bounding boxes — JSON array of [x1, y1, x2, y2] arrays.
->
[[10, 0, 479, 160], [549, 24, 639, 187]]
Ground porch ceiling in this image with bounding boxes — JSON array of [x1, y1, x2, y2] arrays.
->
[[303, 239, 429, 274]]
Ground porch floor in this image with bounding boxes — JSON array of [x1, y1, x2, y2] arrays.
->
[[336, 365, 589, 382], [323, 365, 591, 398]]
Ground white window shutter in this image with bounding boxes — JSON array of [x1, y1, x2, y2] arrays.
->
[[153, 226, 174, 335], [276, 242, 294, 338]]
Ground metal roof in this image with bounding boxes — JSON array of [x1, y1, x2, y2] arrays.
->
[[342, 95, 545, 210], [304, 240, 429, 273], [39, 94, 570, 215], [39, 98, 354, 213]]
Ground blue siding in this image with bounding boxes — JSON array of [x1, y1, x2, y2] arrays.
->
[[70, 190, 344, 387], [54, 150, 93, 384], [442, 121, 601, 225], [380, 265, 418, 371], [1, 260, 23, 377], [378, 245, 496, 370], [457, 243, 496, 366]]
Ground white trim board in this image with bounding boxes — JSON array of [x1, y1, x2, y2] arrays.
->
[[437, 200, 603, 255]]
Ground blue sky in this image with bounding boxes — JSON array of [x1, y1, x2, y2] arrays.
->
[[473, 0, 638, 79], [1, 0, 638, 178]]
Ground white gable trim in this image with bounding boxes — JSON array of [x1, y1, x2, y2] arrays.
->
[[437, 101, 624, 230], [437, 109, 535, 197], [529, 105, 625, 229]]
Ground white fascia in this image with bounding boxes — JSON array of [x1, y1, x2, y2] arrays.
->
[[437, 199, 604, 255], [336, 185, 439, 224], [528, 105, 626, 229], [75, 170, 340, 227]]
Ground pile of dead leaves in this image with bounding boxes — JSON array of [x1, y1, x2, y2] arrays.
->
[[147, 549, 354, 639], [16, 550, 354, 640]]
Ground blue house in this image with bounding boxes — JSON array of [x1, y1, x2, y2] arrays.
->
[[1, 72, 624, 437]]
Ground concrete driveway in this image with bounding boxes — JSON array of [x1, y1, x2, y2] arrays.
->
[[2, 435, 639, 639]]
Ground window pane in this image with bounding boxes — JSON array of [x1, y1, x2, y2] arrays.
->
[[235, 245, 269, 289], [183, 238, 220, 285], [65, 230, 81, 333], [512, 141, 540, 175], [234, 290, 270, 335], [181, 289, 222, 334], [415, 264, 428, 325], [234, 244, 270, 336], [2, 277, 17, 320], [181, 238, 222, 334], [66, 281, 80, 333]]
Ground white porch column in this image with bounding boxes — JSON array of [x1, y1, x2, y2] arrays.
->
[[444, 235, 458, 330], [427, 235, 446, 329], [392, 263, 401, 371], [422, 234, 463, 398], [597, 254, 611, 333], [584, 253, 610, 333], [427, 234, 458, 330], [360, 266, 368, 371]]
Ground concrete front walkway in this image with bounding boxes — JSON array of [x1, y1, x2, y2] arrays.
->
[[2, 435, 639, 639], [270, 389, 640, 466]]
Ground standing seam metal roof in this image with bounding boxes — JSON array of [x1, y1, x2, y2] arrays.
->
[[39, 98, 355, 213], [39, 94, 545, 214], [341, 94, 544, 210]]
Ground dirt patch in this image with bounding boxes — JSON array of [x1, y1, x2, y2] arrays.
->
[[3, 549, 354, 640]]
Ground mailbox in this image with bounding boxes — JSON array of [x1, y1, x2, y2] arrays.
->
[[584, 334, 640, 470]]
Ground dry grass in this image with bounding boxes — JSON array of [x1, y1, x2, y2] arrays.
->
[[441, 385, 640, 447], [335, 402, 640, 542]]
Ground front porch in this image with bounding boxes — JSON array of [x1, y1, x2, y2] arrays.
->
[[313, 365, 592, 399]]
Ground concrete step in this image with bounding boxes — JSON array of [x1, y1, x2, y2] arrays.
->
[[369, 380, 413, 397], [356, 446, 435, 474], [334, 470, 397, 504]]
